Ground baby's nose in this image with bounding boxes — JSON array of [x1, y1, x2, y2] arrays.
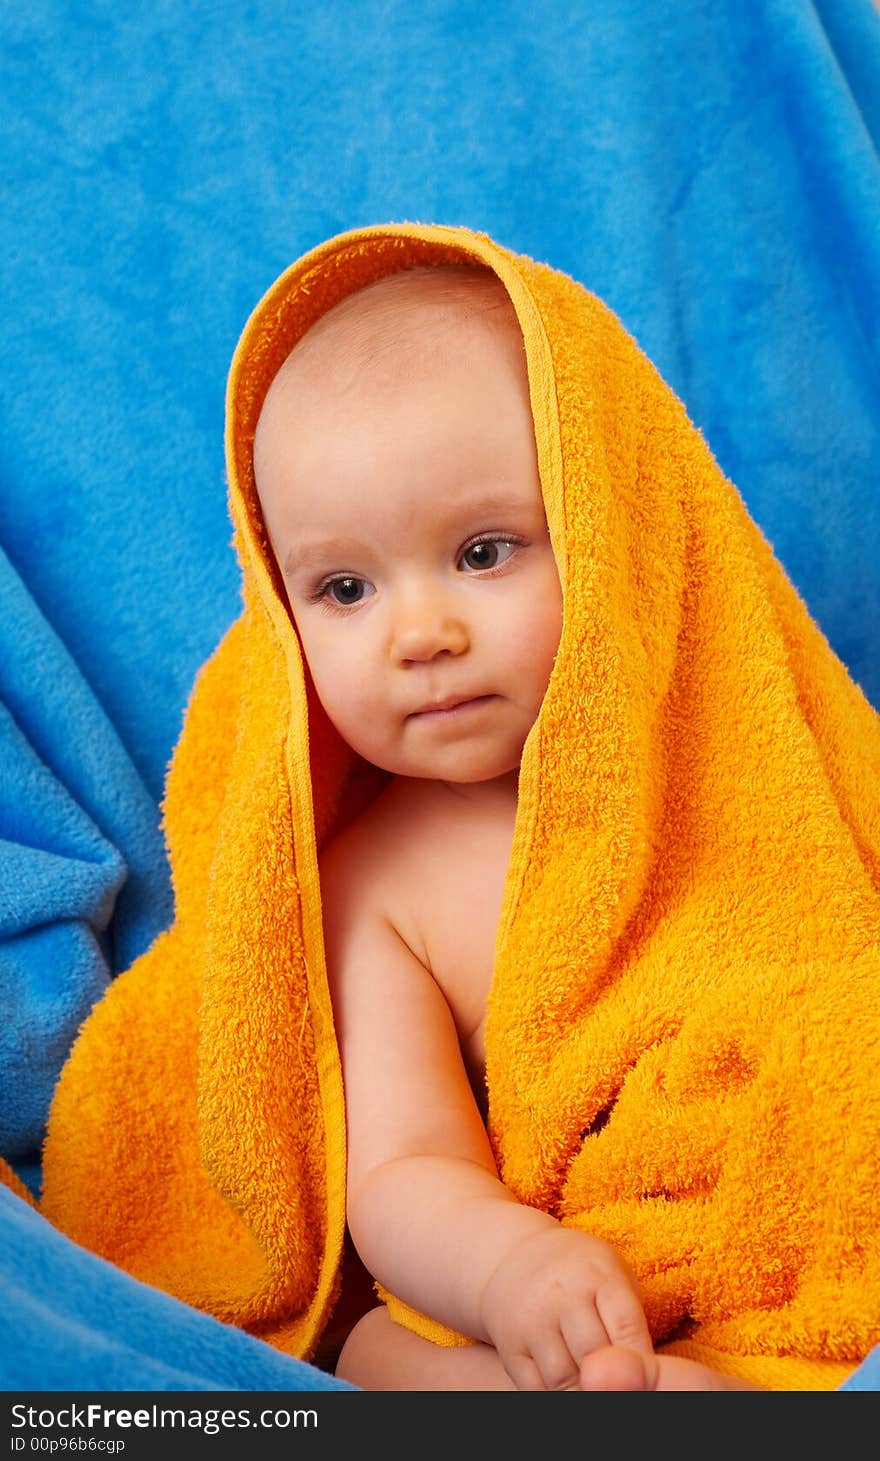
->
[[391, 599, 469, 662]]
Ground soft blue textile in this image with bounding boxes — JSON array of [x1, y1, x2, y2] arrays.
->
[[0, 1186, 352, 1391], [1, 0, 877, 1393], [840, 1345, 880, 1392]]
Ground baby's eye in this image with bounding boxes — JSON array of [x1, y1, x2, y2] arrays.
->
[[323, 576, 374, 608], [459, 538, 518, 572]]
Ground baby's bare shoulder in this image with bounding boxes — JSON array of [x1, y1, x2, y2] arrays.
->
[[318, 777, 442, 931], [318, 779, 454, 1005]]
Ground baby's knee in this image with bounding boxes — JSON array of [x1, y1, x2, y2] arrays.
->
[[334, 1303, 394, 1387], [335, 1303, 517, 1390]]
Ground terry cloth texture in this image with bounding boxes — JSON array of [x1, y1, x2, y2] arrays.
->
[[33, 222, 880, 1390]]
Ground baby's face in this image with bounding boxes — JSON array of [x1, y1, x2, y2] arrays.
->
[[254, 301, 562, 787]]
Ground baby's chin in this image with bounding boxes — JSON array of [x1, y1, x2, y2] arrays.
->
[[355, 745, 525, 786]]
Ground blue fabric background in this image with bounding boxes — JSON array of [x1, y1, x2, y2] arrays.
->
[[1, 0, 878, 1392]]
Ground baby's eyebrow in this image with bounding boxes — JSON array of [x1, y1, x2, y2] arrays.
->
[[284, 537, 371, 575]]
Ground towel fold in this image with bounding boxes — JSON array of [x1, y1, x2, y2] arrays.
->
[[33, 222, 880, 1389]]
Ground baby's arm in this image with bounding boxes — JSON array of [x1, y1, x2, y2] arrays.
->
[[320, 838, 652, 1391]]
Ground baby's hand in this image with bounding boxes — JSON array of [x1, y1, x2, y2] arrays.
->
[[479, 1224, 652, 1391]]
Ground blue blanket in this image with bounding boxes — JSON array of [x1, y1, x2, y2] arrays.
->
[[0, 1186, 351, 1391], [2, 0, 879, 1391]]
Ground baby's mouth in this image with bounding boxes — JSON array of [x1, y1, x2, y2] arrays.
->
[[408, 694, 496, 721]]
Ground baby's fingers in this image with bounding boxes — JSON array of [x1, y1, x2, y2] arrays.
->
[[559, 1303, 623, 1370], [594, 1279, 653, 1355], [503, 1334, 581, 1392]]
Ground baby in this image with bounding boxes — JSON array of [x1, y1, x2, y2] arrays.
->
[[253, 263, 756, 1393]]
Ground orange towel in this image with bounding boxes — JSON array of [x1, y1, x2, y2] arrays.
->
[[33, 222, 880, 1389]]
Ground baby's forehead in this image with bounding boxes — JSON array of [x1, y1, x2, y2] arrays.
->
[[267, 264, 518, 402]]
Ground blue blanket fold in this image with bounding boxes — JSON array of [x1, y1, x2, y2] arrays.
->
[[0, 1187, 351, 1391], [0, 546, 173, 1167], [2, 0, 879, 1391]]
